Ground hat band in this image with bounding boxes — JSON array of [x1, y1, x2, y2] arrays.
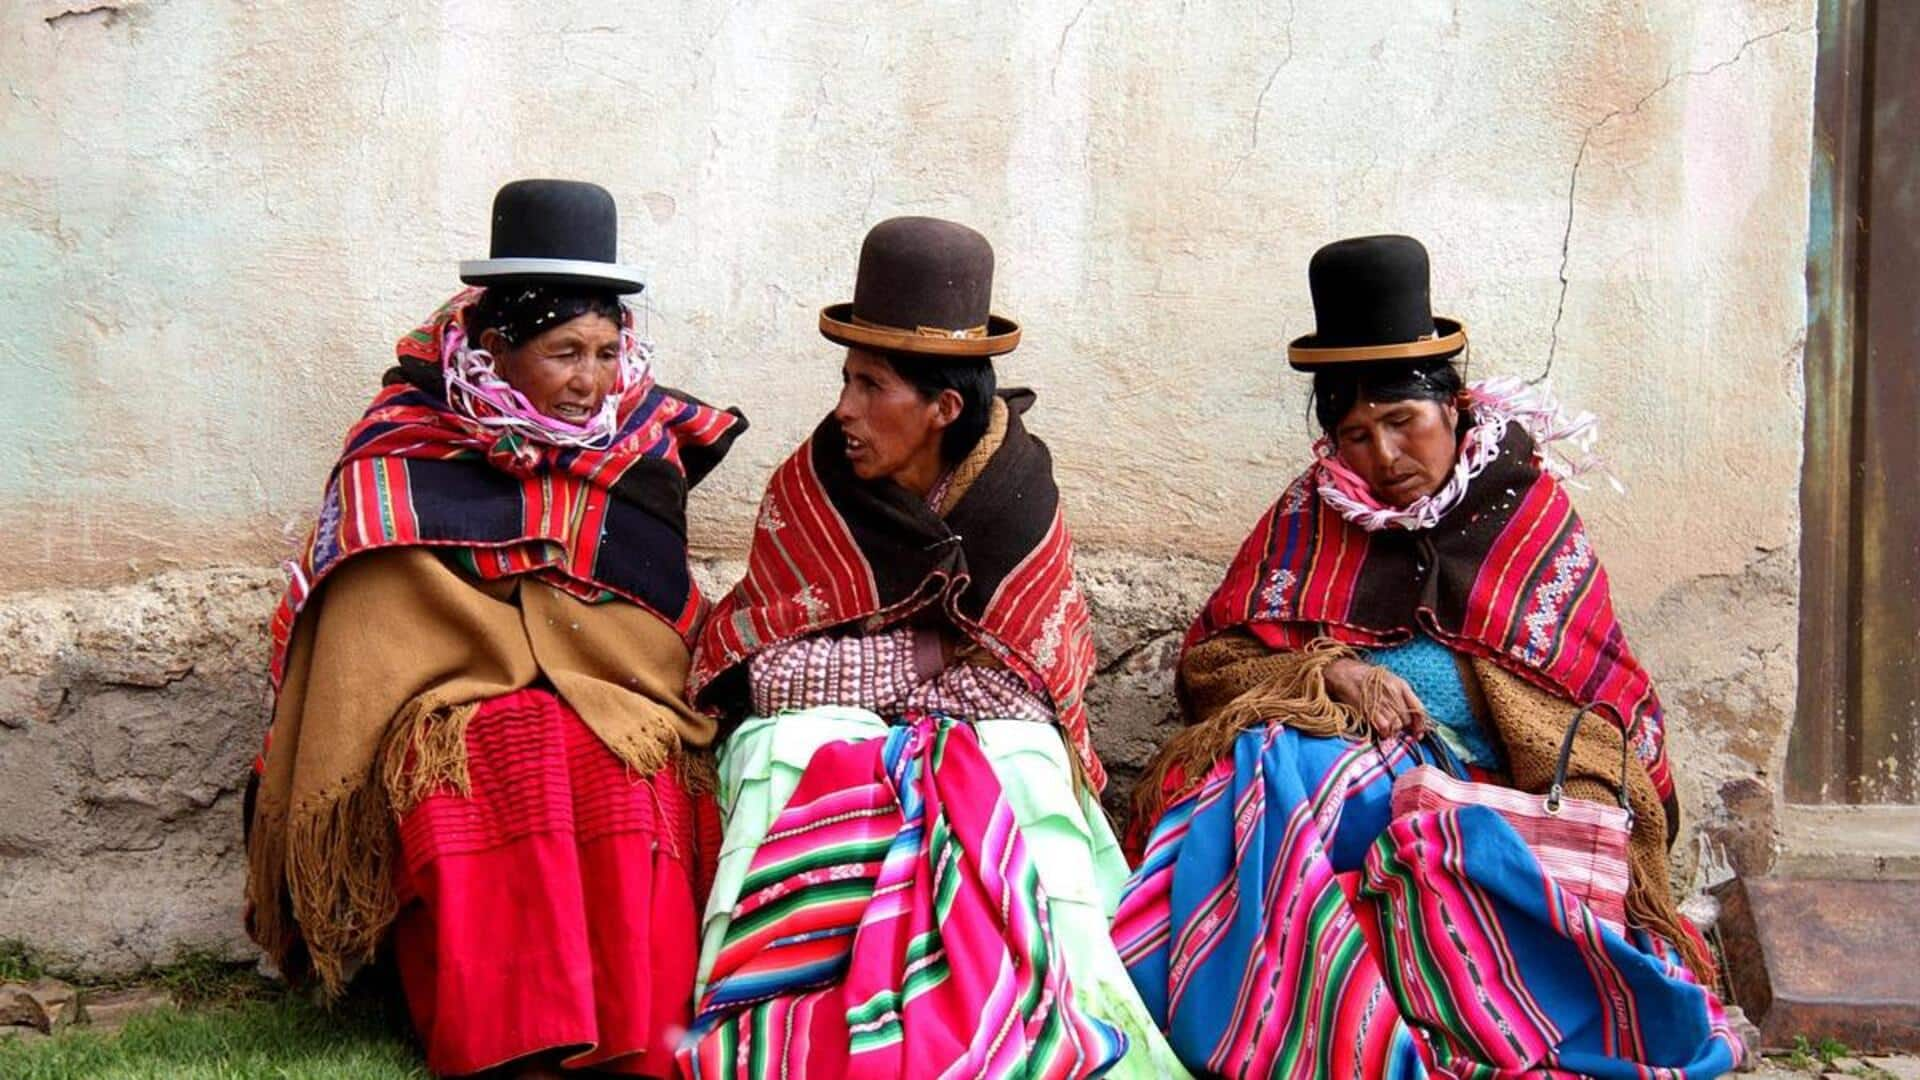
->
[[851, 313, 988, 340], [1288, 323, 1467, 367]]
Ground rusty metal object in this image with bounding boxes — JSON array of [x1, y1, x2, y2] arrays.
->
[[1716, 876, 1920, 1051]]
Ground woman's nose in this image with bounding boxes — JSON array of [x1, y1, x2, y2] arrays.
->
[[832, 386, 857, 424], [1370, 431, 1397, 465]]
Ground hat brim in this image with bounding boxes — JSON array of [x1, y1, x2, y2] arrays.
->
[[1287, 317, 1466, 370], [459, 258, 646, 294], [819, 303, 1021, 358]]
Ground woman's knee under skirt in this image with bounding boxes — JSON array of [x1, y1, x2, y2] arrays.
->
[[1115, 724, 1744, 1080], [687, 707, 1190, 1079], [393, 687, 718, 1078]]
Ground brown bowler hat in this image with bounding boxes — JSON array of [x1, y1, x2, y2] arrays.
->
[[820, 217, 1021, 358]]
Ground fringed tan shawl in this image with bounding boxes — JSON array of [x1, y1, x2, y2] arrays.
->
[[246, 547, 716, 994], [1137, 630, 1710, 980]]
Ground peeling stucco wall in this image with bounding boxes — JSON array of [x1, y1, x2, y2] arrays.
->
[[0, 0, 1816, 968]]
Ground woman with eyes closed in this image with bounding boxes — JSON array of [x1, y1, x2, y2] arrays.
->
[[1113, 235, 1744, 1080], [678, 217, 1187, 1078], [245, 180, 746, 1079]]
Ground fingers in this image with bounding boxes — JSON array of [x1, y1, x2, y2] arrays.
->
[[1399, 682, 1431, 737], [1367, 674, 1429, 742], [1330, 661, 1431, 743], [1369, 695, 1407, 740]]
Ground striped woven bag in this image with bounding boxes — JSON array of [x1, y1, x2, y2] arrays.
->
[[1388, 705, 1635, 929]]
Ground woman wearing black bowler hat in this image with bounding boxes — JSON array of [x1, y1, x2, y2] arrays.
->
[[245, 179, 747, 1078], [677, 217, 1188, 1077], [1113, 235, 1746, 1079]]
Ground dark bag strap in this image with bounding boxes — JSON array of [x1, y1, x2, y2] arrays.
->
[[1548, 703, 1636, 829], [1372, 730, 1466, 782]]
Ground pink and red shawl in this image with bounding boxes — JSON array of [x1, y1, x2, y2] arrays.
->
[[678, 714, 1126, 1079], [690, 391, 1105, 789], [269, 289, 746, 691], [1188, 421, 1674, 799]]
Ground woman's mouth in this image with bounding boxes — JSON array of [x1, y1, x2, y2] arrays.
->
[[1380, 474, 1426, 502], [845, 435, 868, 457], [550, 402, 594, 424]]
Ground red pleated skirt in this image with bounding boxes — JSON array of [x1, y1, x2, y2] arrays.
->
[[393, 687, 718, 1077]]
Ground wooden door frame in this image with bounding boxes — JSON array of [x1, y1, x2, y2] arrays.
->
[[1788, 0, 1870, 804]]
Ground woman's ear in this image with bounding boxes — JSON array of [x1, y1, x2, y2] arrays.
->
[[929, 387, 964, 432], [1441, 398, 1460, 434], [480, 328, 511, 358]]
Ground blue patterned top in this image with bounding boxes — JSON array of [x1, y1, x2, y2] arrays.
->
[[1370, 633, 1503, 767]]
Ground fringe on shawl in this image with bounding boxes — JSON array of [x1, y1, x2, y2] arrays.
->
[[1130, 636, 1362, 830], [252, 693, 696, 997]]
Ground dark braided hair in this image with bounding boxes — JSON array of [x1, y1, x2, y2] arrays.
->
[[1311, 357, 1465, 436], [465, 284, 624, 348], [877, 353, 998, 464]]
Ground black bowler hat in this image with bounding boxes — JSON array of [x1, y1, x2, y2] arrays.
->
[[459, 179, 646, 294], [1287, 234, 1466, 369], [819, 217, 1021, 359]]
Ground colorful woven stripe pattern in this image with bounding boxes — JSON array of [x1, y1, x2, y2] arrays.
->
[[690, 404, 1105, 789], [1388, 764, 1631, 930], [1187, 423, 1674, 799], [270, 289, 744, 690], [1113, 726, 1431, 1079], [679, 715, 1126, 1079], [1116, 725, 1743, 1079], [1361, 805, 1742, 1078]]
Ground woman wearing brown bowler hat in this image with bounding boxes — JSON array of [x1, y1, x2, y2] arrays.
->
[[677, 218, 1187, 1076], [1113, 235, 1744, 1078]]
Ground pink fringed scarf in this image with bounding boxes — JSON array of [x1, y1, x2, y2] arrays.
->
[[1311, 377, 1620, 533]]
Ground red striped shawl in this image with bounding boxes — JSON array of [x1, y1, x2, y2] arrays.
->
[[690, 393, 1106, 790], [1187, 423, 1674, 799], [269, 290, 746, 690]]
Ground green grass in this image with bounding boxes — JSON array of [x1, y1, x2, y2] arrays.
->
[[0, 939, 48, 982], [0, 942, 426, 1079], [1782, 1034, 1853, 1071], [0, 992, 427, 1080]]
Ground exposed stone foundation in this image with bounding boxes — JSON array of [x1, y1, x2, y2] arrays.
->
[[0, 551, 1790, 973]]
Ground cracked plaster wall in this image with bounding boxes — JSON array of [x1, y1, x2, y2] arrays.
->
[[0, 0, 1815, 968]]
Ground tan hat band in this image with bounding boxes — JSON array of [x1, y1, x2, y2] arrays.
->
[[850, 313, 988, 340], [1288, 325, 1468, 367]]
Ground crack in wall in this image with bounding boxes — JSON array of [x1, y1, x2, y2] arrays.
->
[[1096, 628, 1179, 676], [44, 4, 124, 27], [1535, 23, 1809, 384], [1223, 0, 1297, 186], [1050, 0, 1096, 93]]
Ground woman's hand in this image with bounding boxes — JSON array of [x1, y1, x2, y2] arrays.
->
[[1323, 657, 1430, 740]]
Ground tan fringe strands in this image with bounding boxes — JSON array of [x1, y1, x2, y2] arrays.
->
[[245, 549, 710, 997], [1131, 635, 1362, 829]]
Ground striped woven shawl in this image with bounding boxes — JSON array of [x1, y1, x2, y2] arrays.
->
[[680, 716, 1126, 1078], [1188, 422, 1674, 799], [690, 391, 1105, 790], [269, 289, 747, 690]]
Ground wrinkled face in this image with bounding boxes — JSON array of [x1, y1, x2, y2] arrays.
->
[[1333, 396, 1461, 507], [484, 312, 622, 424], [833, 347, 957, 494]]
